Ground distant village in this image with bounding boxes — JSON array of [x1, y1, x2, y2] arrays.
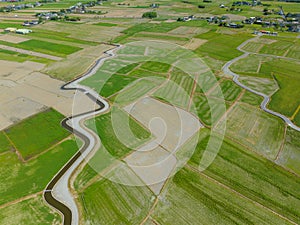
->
[[1, 0, 299, 34], [0, 0, 106, 15], [177, 1, 300, 33]]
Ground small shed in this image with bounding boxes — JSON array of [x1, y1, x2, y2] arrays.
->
[[16, 29, 32, 34]]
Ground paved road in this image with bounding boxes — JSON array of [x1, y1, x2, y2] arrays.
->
[[43, 45, 121, 225], [222, 36, 300, 132]]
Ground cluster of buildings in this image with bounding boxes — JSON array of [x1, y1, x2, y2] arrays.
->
[[66, 1, 103, 14], [243, 14, 300, 32], [177, 15, 196, 22], [0, 2, 42, 12], [35, 0, 104, 21], [253, 30, 278, 36], [4, 27, 32, 34]]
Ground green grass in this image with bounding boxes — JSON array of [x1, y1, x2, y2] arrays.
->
[[115, 62, 139, 74], [240, 90, 263, 106], [85, 107, 151, 158], [230, 55, 268, 77], [117, 45, 146, 55], [269, 63, 300, 117], [28, 29, 99, 46], [128, 68, 168, 78], [113, 21, 208, 43], [0, 139, 78, 205], [0, 22, 23, 29], [100, 75, 137, 97], [79, 61, 138, 98], [276, 127, 300, 175], [242, 41, 263, 53], [0, 131, 12, 154], [73, 146, 114, 191], [216, 103, 285, 159], [78, 168, 154, 225], [0, 195, 61, 224], [0, 39, 82, 57], [188, 130, 300, 224], [4, 109, 70, 160], [0, 49, 52, 64], [153, 166, 292, 225], [192, 94, 228, 126], [140, 61, 171, 73], [195, 32, 251, 62], [260, 40, 294, 57], [231, 55, 300, 117], [93, 22, 118, 27], [132, 32, 189, 42], [111, 78, 163, 105], [293, 110, 300, 127], [239, 75, 278, 96], [153, 67, 194, 109], [210, 79, 242, 102]]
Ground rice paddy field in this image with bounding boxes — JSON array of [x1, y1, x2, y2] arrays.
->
[[242, 36, 300, 60], [216, 103, 285, 159], [0, 39, 82, 57], [230, 54, 300, 121], [276, 127, 300, 175], [0, 49, 53, 64], [0, 195, 61, 225], [85, 106, 151, 159], [187, 131, 300, 224], [152, 167, 294, 225], [0, 137, 78, 205], [195, 31, 252, 62], [77, 166, 154, 225], [0, 108, 81, 225], [4, 108, 70, 160]]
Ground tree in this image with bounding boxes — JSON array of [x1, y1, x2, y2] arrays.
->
[[142, 11, 157, 19]]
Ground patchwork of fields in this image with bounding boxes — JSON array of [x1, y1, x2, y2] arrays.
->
[[74, 35, 300, 224], [230, 45, 300, 126], [0, 109, 80, 223], [0, 0, 299, 224]]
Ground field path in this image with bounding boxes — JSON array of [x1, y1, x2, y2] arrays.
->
[[222, 35, 300, 132]]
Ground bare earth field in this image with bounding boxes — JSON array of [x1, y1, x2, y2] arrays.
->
[[0, 60, 96, 130], [184, 38, 207, 50], [0, 34, 29, 44], [124, 96, 202, 194]]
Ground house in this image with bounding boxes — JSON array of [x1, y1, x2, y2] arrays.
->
[[150, 3, 159, 8], [228, 22, 238, 28], [16, 29, 32, 34], [288, 24, 300, 32]]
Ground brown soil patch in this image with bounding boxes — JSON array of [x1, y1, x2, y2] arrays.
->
[[184, 38, 207, 50], [0, 34, 29, 44], [0, 60, 96, 130]]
